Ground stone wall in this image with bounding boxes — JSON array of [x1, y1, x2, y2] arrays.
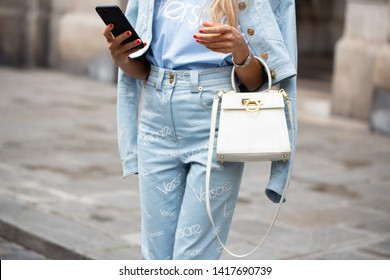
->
[[332, 0, 390, 122], [297, 0, 346, 55], [0, 0, 126, 82], [51, 0, 126, 83], [296, 0, 346, 80], [0, 0, 50, 67], [370, 1, 390, 134]]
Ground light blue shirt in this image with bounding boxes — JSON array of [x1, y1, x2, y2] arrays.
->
[[147, 0, 229, 70]]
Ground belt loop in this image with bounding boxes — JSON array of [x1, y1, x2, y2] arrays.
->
[[156, 68, 165, 90], [190, 70, 199, 93]]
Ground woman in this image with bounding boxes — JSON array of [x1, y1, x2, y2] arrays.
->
[[103, 0, 297, 260]]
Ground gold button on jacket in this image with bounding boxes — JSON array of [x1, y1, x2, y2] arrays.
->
[[239, 2, 247, 10]]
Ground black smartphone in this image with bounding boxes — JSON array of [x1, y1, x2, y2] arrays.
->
[[95, 5, 144, 48]]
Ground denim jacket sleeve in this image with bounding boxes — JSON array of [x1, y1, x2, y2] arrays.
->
[[117, 0, 142, 177], [238, 0, 298, 202], [267, 0, 298, 203], [256, 0, 298, 203], [238, 0, 297, 86], [117, 0, 155, 178]]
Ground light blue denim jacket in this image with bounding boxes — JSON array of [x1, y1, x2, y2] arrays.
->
[[117, 0, 298, 203]]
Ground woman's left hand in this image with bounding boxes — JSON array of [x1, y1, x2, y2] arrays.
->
[[194, 22, 248, 63], [194, 22, 263, 92]]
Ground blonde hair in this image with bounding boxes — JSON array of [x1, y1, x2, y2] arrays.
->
[[205, 0, 239, 28]]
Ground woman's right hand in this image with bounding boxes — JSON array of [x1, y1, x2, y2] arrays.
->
[[102, 24, 150, 80], [102, 24, 143, 67]]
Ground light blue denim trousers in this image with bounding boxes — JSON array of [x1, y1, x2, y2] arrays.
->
[[137, 65, 244, 260]]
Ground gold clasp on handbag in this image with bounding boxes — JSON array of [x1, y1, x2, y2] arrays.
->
[[242, 98, 264, 112]]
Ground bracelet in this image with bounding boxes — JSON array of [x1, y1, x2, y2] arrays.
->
[[232, 51, 252, 68]]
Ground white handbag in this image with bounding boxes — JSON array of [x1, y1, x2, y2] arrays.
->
[[206, 56, 295, 257]]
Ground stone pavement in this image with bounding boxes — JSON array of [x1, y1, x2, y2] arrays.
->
[[0, 67, 389, 260], [0, 236, 46, 260]]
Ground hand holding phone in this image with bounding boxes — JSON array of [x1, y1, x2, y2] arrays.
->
[[96, 5, 144, 48]]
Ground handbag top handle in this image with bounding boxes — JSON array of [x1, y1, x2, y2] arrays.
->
[[231, 55, 273, 92]]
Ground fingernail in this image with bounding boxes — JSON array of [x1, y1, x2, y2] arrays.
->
[[136, 39, 141, 44], [109, 24, 113, 29], [196, 39, 200, 43], [143, 42, 147, 46], [199, 30, 204, 33], [127, 31, 131, 36], [193, 35, 198, 39]]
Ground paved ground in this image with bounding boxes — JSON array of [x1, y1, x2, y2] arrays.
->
[[0, 236, 46, 260], [0, 67, 389, 260]]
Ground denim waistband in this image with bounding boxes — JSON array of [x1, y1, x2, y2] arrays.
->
[[148, 64, 234, 93]]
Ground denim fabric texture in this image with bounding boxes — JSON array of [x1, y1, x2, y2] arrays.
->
[[117, 0, 297, 204], [138, 66, 244, 259]]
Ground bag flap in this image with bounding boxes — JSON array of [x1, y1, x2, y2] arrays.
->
[[221, 91, 285, 110]]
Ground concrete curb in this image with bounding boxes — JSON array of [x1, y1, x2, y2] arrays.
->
[[0, 197, 140, 260]]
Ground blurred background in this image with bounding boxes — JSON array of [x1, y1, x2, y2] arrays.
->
[[0, 0, 389, 260]]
